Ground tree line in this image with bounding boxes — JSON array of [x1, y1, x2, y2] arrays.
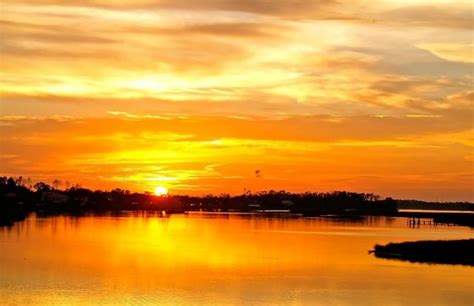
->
[[0, 175, 400, 225], [2, 175, 471, 227]]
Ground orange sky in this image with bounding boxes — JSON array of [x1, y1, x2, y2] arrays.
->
[[0, 0, 473, 201]]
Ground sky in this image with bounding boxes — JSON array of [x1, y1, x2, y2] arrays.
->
[[0, 0, 473, 201]]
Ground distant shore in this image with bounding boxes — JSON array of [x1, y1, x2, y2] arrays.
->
[[372, 239, 474, 266], [2, 176, 473, 227]]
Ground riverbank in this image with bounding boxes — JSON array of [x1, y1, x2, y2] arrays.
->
[[372, 239, 474, 266], [0, 206, 27, 227], [1, 177, 472, 228], [2, 209, 474, 229]]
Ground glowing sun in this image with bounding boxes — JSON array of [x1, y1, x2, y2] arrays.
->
[[154, 186, 168, 196]]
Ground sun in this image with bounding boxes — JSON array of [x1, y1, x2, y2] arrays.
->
[[154, 186, 168, 196]]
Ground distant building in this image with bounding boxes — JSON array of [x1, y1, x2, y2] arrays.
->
[[73, 196, 89, 207], [4, 193, 16, 199], [42, 192, 69, 204]]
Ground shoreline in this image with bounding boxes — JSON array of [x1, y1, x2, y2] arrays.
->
[[2, 209, 473, 228], [371, 239, 474, 266]]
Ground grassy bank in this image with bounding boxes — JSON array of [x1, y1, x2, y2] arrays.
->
[[372, 239, 474, 266]]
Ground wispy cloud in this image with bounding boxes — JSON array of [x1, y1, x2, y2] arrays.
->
[[1, 115, 472, 199]]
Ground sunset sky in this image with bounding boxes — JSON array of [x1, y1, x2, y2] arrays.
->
[[0, 0, 472, 201]]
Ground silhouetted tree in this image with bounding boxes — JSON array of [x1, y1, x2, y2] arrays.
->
[[34, 182, 51, 192], [7, 177, 16, 188], [53, 179, 62, 190], [15, 176, 23, 186]]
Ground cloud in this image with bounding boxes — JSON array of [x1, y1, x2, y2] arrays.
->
[[1, 1, 472, 200], [2, 1, 338, 18], [4, 1, 471, 30], [1, 114, 472, 199], [1, 1, 471, 108], [416, 43, 474, 63], [379, 5, 472, 29]]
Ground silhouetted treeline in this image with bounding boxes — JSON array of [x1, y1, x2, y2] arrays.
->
[[0, 176, 181, 225], [176, 191, 397, 216], [397, 199, 474, 211], [0, 177, 34, 225], [1, 176, 472, 227]]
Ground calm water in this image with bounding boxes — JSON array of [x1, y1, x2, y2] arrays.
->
[[0, 213, 473, 305]]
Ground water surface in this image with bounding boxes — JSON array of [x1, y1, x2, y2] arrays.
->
[[1, 213, 472, 305]]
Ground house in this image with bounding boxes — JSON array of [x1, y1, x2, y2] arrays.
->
[[4, 193, 16, 199], [42, 192, 69, 204], [248, 203, 261, 208]]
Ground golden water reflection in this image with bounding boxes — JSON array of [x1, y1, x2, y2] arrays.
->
[[1, 213, 473, 305]]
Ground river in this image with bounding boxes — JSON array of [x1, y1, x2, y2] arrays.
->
[[0, 212, 472, 305]]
